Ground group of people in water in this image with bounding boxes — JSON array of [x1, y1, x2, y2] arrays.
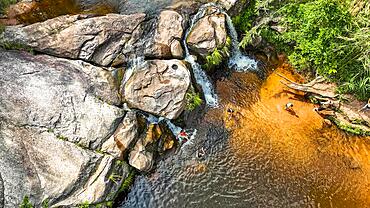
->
[[175, 98, 369, 158]]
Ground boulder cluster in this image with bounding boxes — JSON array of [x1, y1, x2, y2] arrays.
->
[[0, 0, 242, 207]]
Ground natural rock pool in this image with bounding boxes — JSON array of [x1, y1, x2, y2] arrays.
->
[[121, 63, 370, 207], [1, 1, 369, 207]]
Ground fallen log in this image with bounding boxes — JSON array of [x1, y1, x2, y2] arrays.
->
[[279, 74, 370, 136]]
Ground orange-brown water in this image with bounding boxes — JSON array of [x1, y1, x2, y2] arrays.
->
[[6, 0, 117, 25], [219, 63, 370, 207], [123, 62, 370, 208]]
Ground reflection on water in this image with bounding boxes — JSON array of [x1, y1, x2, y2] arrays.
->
[[10, 0, 117, 25], [122, 60, 370, 208], [8, 0, 178, 25]]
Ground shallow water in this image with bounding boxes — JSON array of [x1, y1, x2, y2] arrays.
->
[[10, 0, 177, 25], [121, 62, 370, 208]]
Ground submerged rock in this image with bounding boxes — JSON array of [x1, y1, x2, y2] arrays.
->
[[144, 10, 184, 59], [1, 13, 146, 66], [123, 59, 191, 120], [186, 9, 227, 58], [0, 50, 127, 207]]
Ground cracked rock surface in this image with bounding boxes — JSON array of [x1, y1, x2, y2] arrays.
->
[[0, 50, 128, 207], [186, 8, 227, 58], [123, 59, 191, 120], [1, 13, 146, 66]]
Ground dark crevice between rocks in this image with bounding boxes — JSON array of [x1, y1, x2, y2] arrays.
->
[[0, 172, 3, 208]]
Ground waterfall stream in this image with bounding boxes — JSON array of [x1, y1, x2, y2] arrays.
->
[[225, 14, 258, 71], [183, 3, 259, 107], [183, 3, 219, 107]]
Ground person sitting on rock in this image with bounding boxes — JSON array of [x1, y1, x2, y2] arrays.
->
[[359, 98, 370, 112]]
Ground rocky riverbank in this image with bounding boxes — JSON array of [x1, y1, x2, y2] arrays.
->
[[0, 0, 249, 207], [0, 0, 369, 207]]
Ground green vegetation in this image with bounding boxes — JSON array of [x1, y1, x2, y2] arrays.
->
[[116, 170, 136, 195], [0, 41, 34, 53], [56, 134, 68, 141], [78, 201, 90, 208], [232, 0, 256, 33], [0, 0, 16, 14], [185, 89, 203, 111], [329, 116, 370, 136], [237, 0, 370, 100], [20, 196, 34, 208], [203, 36, 231, 70]]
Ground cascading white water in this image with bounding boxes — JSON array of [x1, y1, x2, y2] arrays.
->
[[183, 3, 219, 108], [224, 11, 258, 71], [183, 3, 259, 107]]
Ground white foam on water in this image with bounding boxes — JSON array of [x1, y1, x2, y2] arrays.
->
[[224, 14, 258, 72], [183, 3, 219, 108]]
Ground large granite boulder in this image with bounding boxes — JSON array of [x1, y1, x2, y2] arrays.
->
[[144, 10, 184, 59], [0, 50, 128, 207], [0, 50, 124, 149], [186, 8, 227, 58], [122, 59, 191, 120], [0, 13, 146, 66]]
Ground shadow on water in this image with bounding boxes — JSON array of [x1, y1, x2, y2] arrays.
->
[[121, 59, 370, 208]]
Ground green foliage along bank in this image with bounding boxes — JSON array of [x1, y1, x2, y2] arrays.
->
[[0, 0, 16, 14], [237, 0, 370, 100]]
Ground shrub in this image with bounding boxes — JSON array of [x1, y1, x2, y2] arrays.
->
[[20, 196, 34, 208], [203, 36, 231, 70], [185, 91, 203, 111], [239, 0, 370, 100], [0, 0, 17, 14]]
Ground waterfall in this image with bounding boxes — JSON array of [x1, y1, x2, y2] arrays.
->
[[225, 12, 258, 72], [183, 3, 219, 108]]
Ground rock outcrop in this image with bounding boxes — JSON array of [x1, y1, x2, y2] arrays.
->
[[123, 59, 191, 120], [1, 13, 146, 66], [0, 1, 241, 206], [144, 10, 184, 59], [186, 8, 227, 58], [101, 110, 139, 157], [128, 123, 164, 172], [0, 50, 128, 207]]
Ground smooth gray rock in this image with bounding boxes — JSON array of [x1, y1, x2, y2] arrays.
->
[[1, 13, 146, 66], [0, 123, 100, 207], [122, 59, 191, 120], [0, 50, 124, 149], [0, 50, 127, 207]]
